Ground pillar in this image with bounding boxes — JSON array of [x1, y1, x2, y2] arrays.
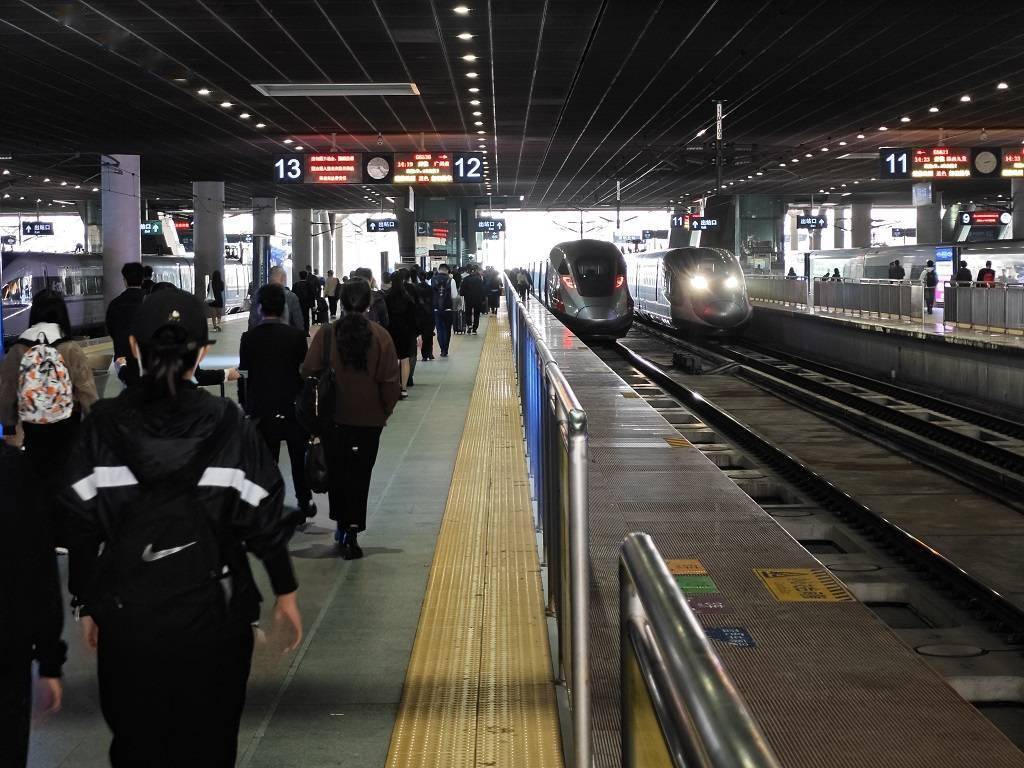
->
[[806, 208, 823, 250], [916, 203, 942, 245], [395, 188, 415, 264], [333, 214, 346, 276], [101, 154, 142, 307], [291, 208, 312, 280], [320, 210, 333, 275], [252, 196, 276, 290], [1013, 179, 1024, 240], [192, 181, 224, 303], [788, 211, 798, 254], [78, 198, 102, 253], [851, 202, 871, 248], [833, 207, 846, 249]]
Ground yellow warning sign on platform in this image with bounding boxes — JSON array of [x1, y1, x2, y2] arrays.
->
[[666, 559, 706, 575], [663, 436, 690, 448], [754, 568, 855, 603]]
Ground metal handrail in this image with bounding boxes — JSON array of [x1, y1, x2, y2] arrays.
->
[[620, 533, 781, 768], [944, 281, 1024, 331], [504, 274, 591, 768]]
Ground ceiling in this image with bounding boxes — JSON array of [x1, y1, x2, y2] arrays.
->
[[1, 0, 1023, 215]]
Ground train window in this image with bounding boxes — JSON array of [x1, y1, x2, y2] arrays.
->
[[556, 258, 571, 276]]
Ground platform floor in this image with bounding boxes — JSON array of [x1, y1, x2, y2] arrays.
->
[[30, 314, 493, 767], [751, 299, 1024, 350]]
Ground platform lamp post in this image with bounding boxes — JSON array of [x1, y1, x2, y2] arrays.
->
[[252, 197, 276, 292]]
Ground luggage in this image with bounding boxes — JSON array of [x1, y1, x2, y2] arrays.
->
[[452, 296, 466, 334], [314, 297, 329, 324]]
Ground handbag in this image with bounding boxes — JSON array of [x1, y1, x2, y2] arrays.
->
[[295, 323, 336, 436], [304, 437, 330, 494]]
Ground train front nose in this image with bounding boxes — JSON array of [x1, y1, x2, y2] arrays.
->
[[693, 297, 750, 327]]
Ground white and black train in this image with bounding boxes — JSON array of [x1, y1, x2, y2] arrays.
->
[[528, 239, 633, 339], [2, 251, 252, 342], [624, 247, 752, 334]]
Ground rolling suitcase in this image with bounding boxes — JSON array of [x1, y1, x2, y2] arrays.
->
[[452, 296, 466, 334], [314, 297, 329, 325]]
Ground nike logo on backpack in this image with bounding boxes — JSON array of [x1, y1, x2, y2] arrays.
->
[[141, 542, 197, 562]]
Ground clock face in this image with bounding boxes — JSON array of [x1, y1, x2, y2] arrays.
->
[[974, 150, 998, 175], [367, 156, 391, 180]]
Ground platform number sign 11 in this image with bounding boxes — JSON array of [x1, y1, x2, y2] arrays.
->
[[274, 155, 305, 184], [453, 152, 485, 183], [879, 148, 911, 179]]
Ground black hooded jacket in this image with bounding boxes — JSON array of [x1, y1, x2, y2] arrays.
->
[[61, 384, 296, 626]]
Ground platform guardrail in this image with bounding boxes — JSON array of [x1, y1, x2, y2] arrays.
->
[[619, 532, 782, 768], [504, 276, 591, 768], [944, 282, 1024, 333], [812, 277, 923, 320], [744, 274, 810, 307]]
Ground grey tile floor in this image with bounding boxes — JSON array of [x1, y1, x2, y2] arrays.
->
[[29, 313, 490, 767]]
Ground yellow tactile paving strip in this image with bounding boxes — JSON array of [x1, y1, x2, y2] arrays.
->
[[386, 315, 564, 768]]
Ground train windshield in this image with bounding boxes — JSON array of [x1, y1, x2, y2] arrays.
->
[[571, 251, 625, 297], [697, 251, 734, 273]]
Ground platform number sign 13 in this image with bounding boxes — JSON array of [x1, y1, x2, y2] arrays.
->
[[453, 152, 485, 183], [879, 148, 911, 179], [274, 155, 305, 184]]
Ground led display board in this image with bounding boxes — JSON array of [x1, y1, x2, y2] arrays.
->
[[935, 246, 956, 262], [21, 221, 53, 236], [689, 217, 720, 231], [306, 154, 363, 184], [394, 152, 453, 184], [475, 218, 506, 232], [959, 210, 1011, 226], [880, 147, 1006, 179], [366, 218, 398, 232], [274, 152, 484, 184], [416, 221, 450, 238], [797, 215, 827, 229], [1002, 148, 1024, 177], [911, 147, 971, 179]]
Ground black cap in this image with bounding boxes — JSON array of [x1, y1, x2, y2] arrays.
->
[[131, 287, 213, 348]]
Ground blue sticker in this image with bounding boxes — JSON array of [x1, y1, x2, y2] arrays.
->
[[705, 627, 756, 648]]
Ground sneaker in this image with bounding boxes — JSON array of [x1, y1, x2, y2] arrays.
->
[[400, 389, 409, 399], [339, 529, 363, 560], [440, 351, 449, 358]]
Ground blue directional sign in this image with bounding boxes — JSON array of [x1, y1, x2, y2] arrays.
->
[[366, 218, 398, 232], [22, 221, 53, 236]]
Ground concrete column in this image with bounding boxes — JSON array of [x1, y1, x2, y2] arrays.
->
[[78, 199, 102, 253], [320, 211, 333, 276], [1013, 179, 1024, 239], [252, 196, 276, 290], [806, 208, 823, 250], [833, 207, 846, 249], [192, 182, 224, 303], [851, 202, 871, 247], [100, 154, 142, 307], [788, 211, 798, 253], [291, 208, 312, 279], [916, 203, 942, 245], [333, 214, 345, 276]]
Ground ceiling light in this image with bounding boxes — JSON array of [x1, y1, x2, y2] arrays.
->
[[283, 138, 293, 144], [462, 54, 477, 61], [466, 72, 478, 78], [696, 128, 706, 137], [470, 99, 480, 105], [900, 116, 910, 122], [474, 121, 483, 126], [240, 112, 251, 119], [1, 194, 7, 199], [477, 130, 485, 134], [60, 181, 67, 186], [960, 94, 971, 102], [294, 145, 304, 150], [468, 87, 479, 93], [74, 185, 80, 189], [779, 163, 786, 167], [457, 32, 473, 40], [256, 122, 266, 128], [997, 82, 1009, 90], [1, 169, 7, 175], [747, 175, 752, 179], [791, 158, 799, 163], [252, 82, 420, 96], [870, 177, 876, 181], [878, 126, 888, 131], [929, 106, 939, 112], [43, 177, 50, 182], [220, 101, 232, 108], [805, 153, 813, 158], [197, 88, 210, 95], [853, 180, 859, 184], [91, 188, 98, 192], [818, 188, 825, 193], [838, 141, 847, 146], [755, 171, 763, 176], [453, 5, 470, 14], [820, 147, 829, 151], [857, 133, 865, 138], [472, 111, 482, 116]]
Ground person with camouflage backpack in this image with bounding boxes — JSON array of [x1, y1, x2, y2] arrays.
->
[[0, 290, 97, 544]]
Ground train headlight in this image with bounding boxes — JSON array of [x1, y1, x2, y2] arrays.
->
[[724, 275, 739, 289], [560, 275, 575, 290], [690, 274, 709, 291]]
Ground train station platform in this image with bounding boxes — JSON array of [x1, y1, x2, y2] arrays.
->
[[30, 310, 561, 767]]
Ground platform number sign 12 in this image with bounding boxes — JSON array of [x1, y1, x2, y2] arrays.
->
[[274, 155, 305, 184], [879, 148, 911, 179], [453, 152, 485, 183]]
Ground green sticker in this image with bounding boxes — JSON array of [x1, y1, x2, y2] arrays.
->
[[674, 574, 719, 594]]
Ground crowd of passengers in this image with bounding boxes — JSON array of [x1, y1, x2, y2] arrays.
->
[[0, 259, 505, 767]]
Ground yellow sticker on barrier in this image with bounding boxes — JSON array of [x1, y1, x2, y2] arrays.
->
[[754, 568, 855, 603], [666, 559, 706, 576], [663, 436, 690, 447]]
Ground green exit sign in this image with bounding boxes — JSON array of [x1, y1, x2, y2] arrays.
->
[[140, 221, 161, 235]]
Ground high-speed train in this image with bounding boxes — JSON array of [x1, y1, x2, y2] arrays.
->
[[806, 240, 1024, 283], [1, 251, 252, 341], [624, 247, 752, 334], [528, 239, 633, 338]]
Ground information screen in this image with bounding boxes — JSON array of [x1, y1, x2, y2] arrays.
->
[[1002, 148, 1024, 177], [911, 147, 971, 178], [394, 152, 453, 184], [366, 218, 398, 232], [306, 154, 362, 184]]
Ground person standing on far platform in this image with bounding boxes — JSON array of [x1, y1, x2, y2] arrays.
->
[[106, 261, 147, 386], [892, 260, 906, 279], [431, 263, 457, 357], [955, 260, 973, 283], [62, 288, 302, 767], [460, 264, 486, 334], [977, 260, 996, 285], [208, 269, 225, 332], [302, 280, 401, 559], [921, 259, 938, 315], [325, 270, 341, 319]]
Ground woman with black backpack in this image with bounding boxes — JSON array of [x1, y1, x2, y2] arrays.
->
[[61, 288, 302, 767], [302, 279, 401, 559]]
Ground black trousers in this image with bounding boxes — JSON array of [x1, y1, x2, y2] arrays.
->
[[924, 287, 936, 313], [408, 338, 418, 381], [300, 304, 311, 332], [467, 303, 482, 331], [0, 658, 31, 768], [328, 295, 339, 318], [22, 414, 81, 547], [324, 423, 383, 532], [257, 415, 311, 505], [421, 330, 434, 359], [98, 620, 254, 768]]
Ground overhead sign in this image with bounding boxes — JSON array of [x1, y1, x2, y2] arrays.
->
[[959, 210, 1011, 226], [754, 568, 855, 603], [21, 221, 53, 236], [689, 217, 719, 231], [912, 147, 971, 179], [483, 231, 500, 241], [140, 221, 162, 235], [796, 215, 826, 229], [670, 213, 687, 229], [891, 227, 917, 238], [366, 217, 398, 232], [416, 221, 450, 238], [641, 229, 669, 240], [880, 146, 1005, 179], [475, 218, 506, 232], [1002, 148, 1024, 177], [394, 151, 452, 183], [1, 235, 16, 245]]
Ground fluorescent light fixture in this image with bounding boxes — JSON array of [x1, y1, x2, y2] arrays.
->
[[997, 82, 1009, 90], [791, 158, 799, 163], [857, 133, 865, 138], [756, 171, 763, 176], [43, 177, 50, 182], [820, 147, 829, 151], [220, 101, 233, 108], [91, 188, 98, 192], [960, 94, 971, 102], [839, 140, 847, 146], [778, 163, 786, 167], [472, 111, 482, 116], [477, 130, 485, 134], [468, 87, 479, 93], [294, 145, 304, 150], [457, 32, 473, 40], [453, 5, 470, 14], [879, 126, 888, 131], [462, 54, 477, 61], [197, 88, 210, 95], [466, 72, 478, 78], [60, 181, 67, 186], [252, 82, 420, 97], [240, 112, 251, 119], [470, 99, 480, 105], [474, 121, 483, 126], [929, 106, 939, 112], [900, 116, 910, 122], [283, 138, 293, 144], [74, 185, 80, 189], [256, 122, 266, 128]]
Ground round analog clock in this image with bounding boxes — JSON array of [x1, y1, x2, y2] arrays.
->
[[366, 156, 391, 180], [974, 150, 998, 175]]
